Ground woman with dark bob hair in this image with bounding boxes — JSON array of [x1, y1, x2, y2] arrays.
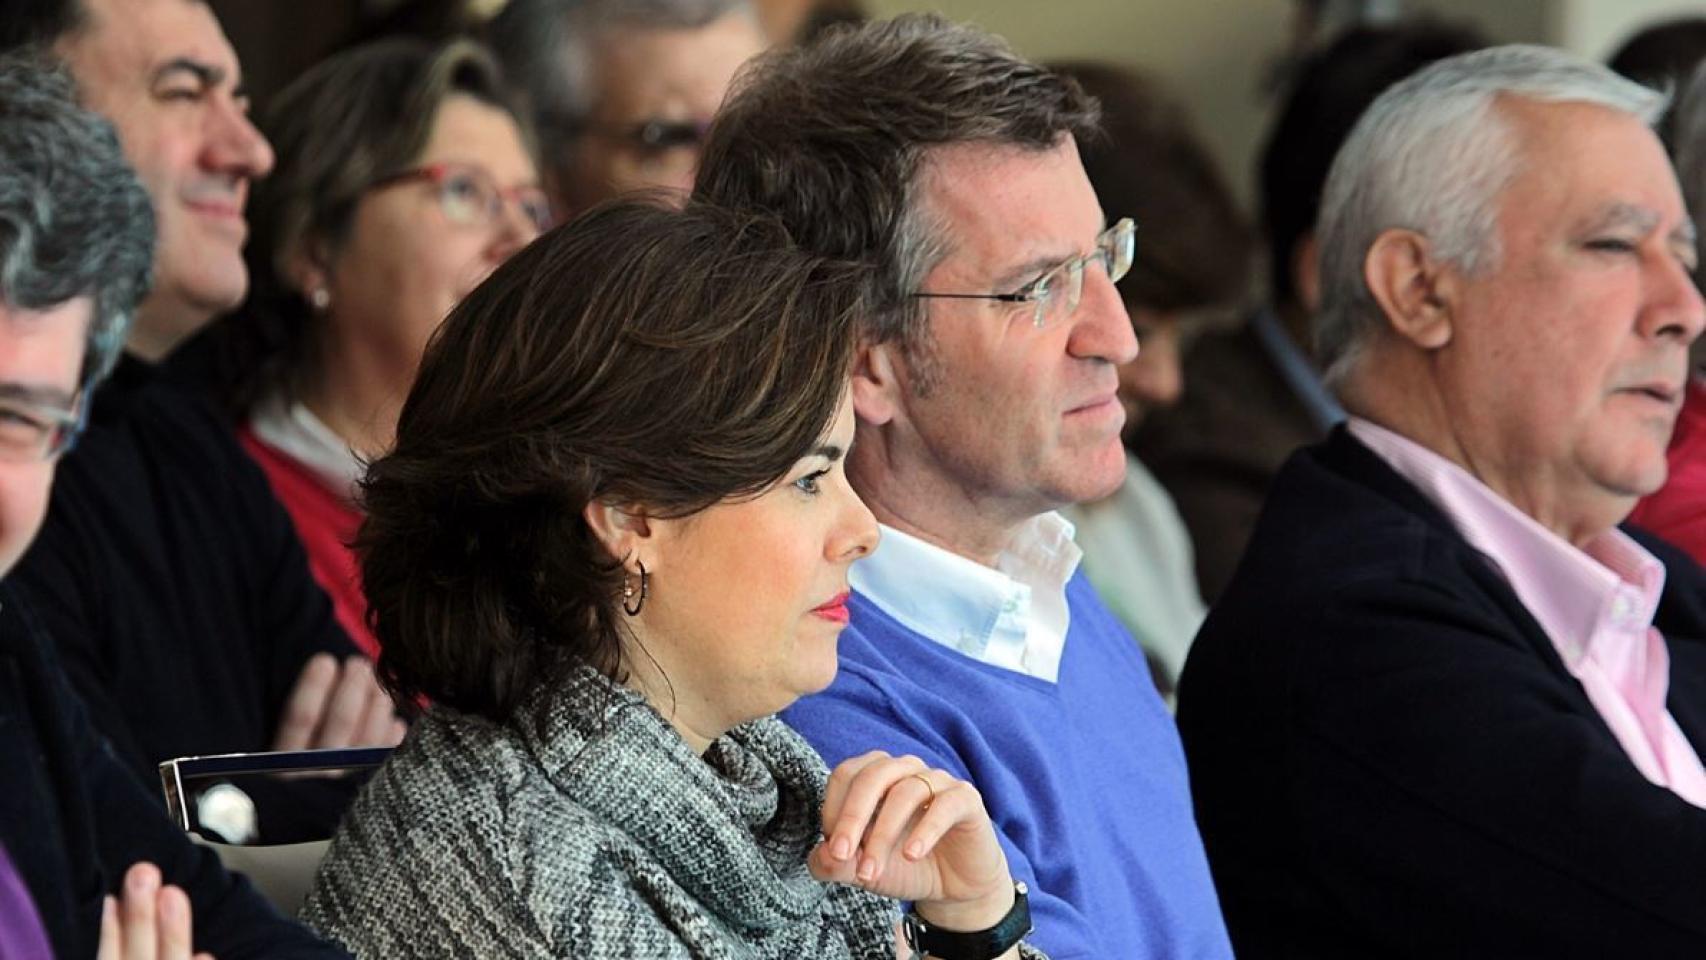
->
[[302, 199, 1042, 959]]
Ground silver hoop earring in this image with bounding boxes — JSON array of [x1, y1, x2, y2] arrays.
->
[[622, 561, 648, 616]]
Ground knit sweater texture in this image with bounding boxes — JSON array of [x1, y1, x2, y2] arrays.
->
[[783, 577, 1233, 959], [304, 666, 1040, 958]]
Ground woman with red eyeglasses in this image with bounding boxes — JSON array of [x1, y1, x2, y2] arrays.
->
[[216, 37, 548, 659]]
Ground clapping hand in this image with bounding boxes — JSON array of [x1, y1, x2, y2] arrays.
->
[[272, 653, 406, 754], [96, 863, 215, 960]]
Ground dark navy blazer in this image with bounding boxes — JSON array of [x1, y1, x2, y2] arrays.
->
[[1179, 427, 1706, 959], [0, 582, 344, 959]]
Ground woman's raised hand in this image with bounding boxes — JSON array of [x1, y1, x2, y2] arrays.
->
[[809, 751, 1018, 933]]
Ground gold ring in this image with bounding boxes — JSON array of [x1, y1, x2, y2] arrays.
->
[[909, 772, 936, 809]]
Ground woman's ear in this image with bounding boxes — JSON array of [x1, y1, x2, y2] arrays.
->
[[287, 238, 335, 309], [581, 499, 657, 572]]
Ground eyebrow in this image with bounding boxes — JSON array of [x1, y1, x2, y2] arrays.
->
[[0, 381, 77, 410], [810, 443, 845, 462], [991, 216, 1114, 292], [151, 57, 231, 91], [1584, 202, 1699, 262]]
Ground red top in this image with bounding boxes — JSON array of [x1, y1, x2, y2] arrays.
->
[[237, 423, 378, 658], [1630, 377, 1706, 569]]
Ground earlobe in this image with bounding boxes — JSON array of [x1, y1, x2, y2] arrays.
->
[[1293, 233, 1323, 315], [287, 239, 334, 308], [1364, 228, 1454, 351], [850, 342, 897, 426]]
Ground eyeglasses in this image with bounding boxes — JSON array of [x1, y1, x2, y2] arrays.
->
[[588, 118, 712, 152], [368, 162, 554, 234], [912, 218, 1137, 328], [0, 388, 86, 463]]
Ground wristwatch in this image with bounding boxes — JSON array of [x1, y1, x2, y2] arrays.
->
[[902, 881, 1031, 960]]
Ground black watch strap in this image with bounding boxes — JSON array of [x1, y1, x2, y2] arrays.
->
[[901, 881, 1031, 960]]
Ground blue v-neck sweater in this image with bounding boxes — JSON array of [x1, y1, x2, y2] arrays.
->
[[782, 574, 1232, 960]]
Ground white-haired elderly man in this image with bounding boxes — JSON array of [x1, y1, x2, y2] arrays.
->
[[1178, 45, 1706, 959]]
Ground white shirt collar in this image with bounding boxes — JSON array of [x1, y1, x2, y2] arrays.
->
[[249, 393, 364, 501], [848, 513, 1082, 682]]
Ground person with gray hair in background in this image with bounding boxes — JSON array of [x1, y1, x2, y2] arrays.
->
[[0, 53, 343, 960], [485, 0, 764, 215], [1179, 44, 1706, 958]]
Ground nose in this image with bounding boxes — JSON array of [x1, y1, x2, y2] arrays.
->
[[204, 96, 274, 180], [1643, 249, 1706, 344], [1066, 266, 1139, 365], [1120, 318, 1184, 409], [489, 198, 541, 263], [1120, 345, 1183, 409], [831, 478, 880, 564]]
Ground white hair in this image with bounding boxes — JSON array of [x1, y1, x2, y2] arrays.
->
[[1315, 44, 1665, 386]]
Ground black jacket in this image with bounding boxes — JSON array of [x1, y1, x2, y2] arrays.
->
[[0, 581, 345, 958], [1178, 426, 1706, 959], [9, 360, 359, 842]]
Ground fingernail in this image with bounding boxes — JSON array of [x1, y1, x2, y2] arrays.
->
[[831, 835, 852, 860], [128, 867, 154, 895], [856, 857, 875, 882], [904, 840, 924, 860], [160, 890, 181, 921]]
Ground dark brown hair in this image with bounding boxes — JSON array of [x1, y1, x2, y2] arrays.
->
[[1051, 62, 1254, 318], [693, 13, 1098, 353], [359, 198, 869, 721], [213, 37, 530, 414]]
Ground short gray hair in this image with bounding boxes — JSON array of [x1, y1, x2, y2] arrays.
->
[[485, 0, 751, 171], [1316, 44, 1663, 385], [0, 52, 153, 387]]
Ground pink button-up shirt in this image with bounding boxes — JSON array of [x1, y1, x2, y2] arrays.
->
[[1350, 418, 1706, 809]]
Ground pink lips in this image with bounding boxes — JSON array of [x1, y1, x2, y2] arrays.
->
[[812, 591, 851, 624]]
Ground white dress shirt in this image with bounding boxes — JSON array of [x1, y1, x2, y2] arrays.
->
[[848, 513, 1082, 683]]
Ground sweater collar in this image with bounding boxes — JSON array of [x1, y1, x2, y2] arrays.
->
[[522, 666, 836, 931]]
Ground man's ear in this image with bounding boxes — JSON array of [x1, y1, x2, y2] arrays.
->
[[1364, 228, 1456, 351], [581, 499, 657, 573], [1292, 232, 1323, 315], [851, 340, 900, 427]]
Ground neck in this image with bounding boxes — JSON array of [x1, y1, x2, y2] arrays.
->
[[127, 297, 207, 363], [297, 319, 413, 460], [1342, 357, 1624, 550], [846, 431, 1028, 569], [618, 631, 723, 757]]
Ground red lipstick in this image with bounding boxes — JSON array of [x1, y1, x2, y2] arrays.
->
[[812, 591, 851, 624]]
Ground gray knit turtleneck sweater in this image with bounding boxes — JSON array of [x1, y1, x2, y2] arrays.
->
[[302, 667, 1040, 958]]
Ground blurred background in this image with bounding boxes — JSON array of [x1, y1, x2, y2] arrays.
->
[[209, 0, 1706, 210]]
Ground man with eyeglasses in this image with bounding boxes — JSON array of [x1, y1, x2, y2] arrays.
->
[[487, 0, 766, 215], [0, 0, 403, 846], [0, 53, 343, 959], [696, 16, 1233, 958]]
